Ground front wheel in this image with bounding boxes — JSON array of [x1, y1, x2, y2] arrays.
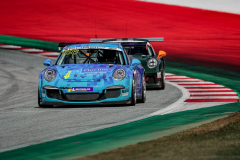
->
[[130, 79, 137, 106], [139, 75, 146, 103], [159, 68, 165, 90]]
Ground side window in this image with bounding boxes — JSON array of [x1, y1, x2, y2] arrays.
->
[[147, 46, 155, 56], [149, 46, 156, 55], [125, 54, 131, 65], [122, 49, 130, 65]]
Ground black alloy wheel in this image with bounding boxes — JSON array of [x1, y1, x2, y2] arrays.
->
[[139, 75, 146, 103], [159, 68, 165, 90], [130, 79, 137, 106]]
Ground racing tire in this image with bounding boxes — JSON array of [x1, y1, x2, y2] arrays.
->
[[159, 68, 165, 90], [139, 75, 146, 103], [38, 89, 53, 108], [130, 79, 137, 106]]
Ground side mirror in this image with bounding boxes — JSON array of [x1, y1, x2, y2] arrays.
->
[[43, 59, 52, 67], [157, 50, 166, 59], [131, 59, 141, 66]]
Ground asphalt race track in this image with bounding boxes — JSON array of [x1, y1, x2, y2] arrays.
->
[[0, 48, 182, 152]]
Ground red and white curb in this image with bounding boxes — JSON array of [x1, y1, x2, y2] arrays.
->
[[165, 73, 239, 103], [0, 44, 59, 58], [151, 73, 239, 115]]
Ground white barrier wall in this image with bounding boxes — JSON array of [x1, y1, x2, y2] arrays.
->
[[140, 0, 240, 14]]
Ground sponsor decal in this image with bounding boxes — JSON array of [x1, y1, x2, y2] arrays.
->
[[76, 46, 122, 51], [64, 71, 72, 79], [62, 49, 79, 55], [71, 87, 93, 92], [82, 68, 111, 72]]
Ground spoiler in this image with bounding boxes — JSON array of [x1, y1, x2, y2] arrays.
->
[[90, 38, 164, 43]]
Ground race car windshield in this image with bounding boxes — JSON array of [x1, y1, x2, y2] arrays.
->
[[123, 46, 154, 57], [56, 49, 126, 65]]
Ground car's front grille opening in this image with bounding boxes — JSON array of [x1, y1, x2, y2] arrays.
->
[[65, 93, 100, 101], [46, 90, 61, 99], [106, 89, 121, 98], [46, 89, 121, 101]]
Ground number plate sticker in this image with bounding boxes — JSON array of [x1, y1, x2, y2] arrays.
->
[[71, 87, 93, 92]]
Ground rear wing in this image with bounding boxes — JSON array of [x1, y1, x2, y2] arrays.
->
[[90, 38, 164, 43]]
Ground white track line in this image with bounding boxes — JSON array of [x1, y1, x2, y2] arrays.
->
[[180, 85, 225, 87], [191, 92, 237, 95], [175, 82, 214, 84], [150, 81, 190, 115], [188, 88, 232, 91], [189, 96, 239, 99]]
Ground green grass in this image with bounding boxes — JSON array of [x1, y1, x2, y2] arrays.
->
[[79, 111, 240, 160]]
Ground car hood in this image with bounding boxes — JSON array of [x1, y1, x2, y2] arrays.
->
[[54, 64, 126, 80]]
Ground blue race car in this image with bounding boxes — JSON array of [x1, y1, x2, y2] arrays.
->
[[38, 43, 146, 107]]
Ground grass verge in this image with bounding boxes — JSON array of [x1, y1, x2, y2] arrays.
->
[[78, 111, 240, 160]]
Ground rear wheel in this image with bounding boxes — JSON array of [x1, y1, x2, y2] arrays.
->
[[38, 89, 53, 108], [159, 68, 165, 90], [139, 75, 146, 103], [130, 79, 136, 106]]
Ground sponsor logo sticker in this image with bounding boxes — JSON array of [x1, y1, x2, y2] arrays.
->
[[82, 68, 111, 72], [71, 87, 93, 92]]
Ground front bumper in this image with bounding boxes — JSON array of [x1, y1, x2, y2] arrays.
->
[[40, 84, 131, 105], [146, 72, 162, 88], [39, 97, 131, 106]]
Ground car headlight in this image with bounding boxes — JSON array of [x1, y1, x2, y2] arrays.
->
[[112, 68, 126, 81], [147, 58, 157, 68], [44, 69, 56, 81]]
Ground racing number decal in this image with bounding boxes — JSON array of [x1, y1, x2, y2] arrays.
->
[[64, 71, 72, 79]]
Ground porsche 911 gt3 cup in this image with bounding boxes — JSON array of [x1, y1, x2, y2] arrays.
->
[[38, 43, 146, 107]]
